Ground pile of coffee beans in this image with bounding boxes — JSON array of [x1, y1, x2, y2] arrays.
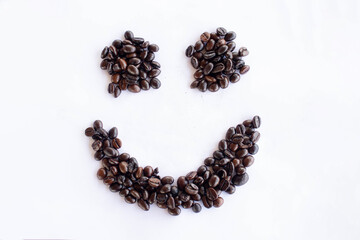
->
[[185, 27, 250, 92], [85, 116, 261, 215], [100, 31, 161, 97]]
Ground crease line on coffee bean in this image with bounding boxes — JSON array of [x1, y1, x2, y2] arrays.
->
[[85, 116, 261, 216]]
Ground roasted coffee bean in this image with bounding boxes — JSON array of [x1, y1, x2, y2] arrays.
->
[[182, 200, 194, 209], [119, 161, 128, 174], [213, 150, 224, 159], [197, 165, 207, 175], [202, 195, 213, 208], [186, 171, 197, 181], [236, 149, 248, 158], [143, 166, 153, 177], [225, 31, 236, 41], [216, 27, 227, 36], [213, 197, 224, 208], [248, 144, 259, 154], [179, 192, 191, 202], [149, 192, 156, 204], [103, 147, 117, 157], [177, 176, 188, 190], [140, 80, 150, 90], [252, 116, 261, 128], [138, 199, 150, 211], [110, 166, 119, 176], [186, 45, 195, 57], [161, 176, 174, 185], [200, 32, 211, 42], [148, 44, 159, 52], [124, 195, 136, 204], [191, 193, 201, 201], [230, 73, 240, 83], [198, 80, 207, 92], [243, 155, 255, 167], [191, 57, 199, 68], [150, 78, 161, 89], [206, 187, 218, 201], [160, 184, 171, 194], [208, 83, 219, 92], [156, 193, 168, 203], [126, 84, 140, 93], [109, 183, 122, 192], [92, 140, 102, 151], [240, 65, 250, 74], [185, 183, 199, 195], [97, 168, 107, 180], [85, 127, 95, 137], [93, 120, 103, 130], [192, 203, 202, 213], [193, 176, 204, 186], [130, 189, 141, 200], [209, 175, 220, 187], [111, 138, 121, 149], [203, 170, 211, 180], [168, 207, 181, 216], [218, 179, 230, 191], [216, 169, 227, 179], [232, 173, 249, 186], [204, 157, 215, 166], [119, 189, 129, 197], [167, 196, 176, 209], [205, 39, 215, 51], [94, 150, 104, 161], [148, 177, 161, 188], [103, 176, 115, 186]]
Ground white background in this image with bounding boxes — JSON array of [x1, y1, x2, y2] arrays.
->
[[0, 0, 359, 239]]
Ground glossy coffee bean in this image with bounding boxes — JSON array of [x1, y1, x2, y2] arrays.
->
[[232, 173, 249, 186], [213, 197, 224, 208], [177, 176, 188, 190], [148, 177, 161, 188], [168, 207, 181, 216], [185, 183, 199, 195], [192, 203, 202, 213], [243, 156, 254, 167], [208, 175, 220, 187], [85, 127, 95, 137], [97, 168, 107, 180], [112, 138, 122, 149]]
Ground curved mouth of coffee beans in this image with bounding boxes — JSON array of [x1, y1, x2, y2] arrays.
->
[[84, 116, 261, 216], [100, 30, 161, 98], [186, 27, 250, 92]]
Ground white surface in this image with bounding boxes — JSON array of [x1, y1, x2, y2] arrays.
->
[[0, 0, 359, 239]]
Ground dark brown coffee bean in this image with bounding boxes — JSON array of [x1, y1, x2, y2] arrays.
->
[[208, 83, 219, 92], [194, 40, 204, 51], [119, 161, 128, 174], [213, 197, 224, 208], [218, 179, 230, 191], [148, 69, 161, 78], [179, 192, 191, 202], [197, 165, 207, 176], [110, 166, 119, 176], [205, 76, 217, 83], [243, 155, 255, 167], [232, 173, 249, 186], [140, 80, 150, 90], [192, 203, 202, 213], [143, 166, 153, 177], [202, 195, 213, 208], [111, 138, 121, 149], [109, 183, 122, 192], [182, 200, 194, 209], [225, 31, 236, 41], [194, 70, 204, 79], [124, 30, 134, 40], [168, 207, 181, 216], [97, 168, 107, 180], [212, 63, 225, 73], [198, 80, 208, 92], [191, 57, 199, 68], [239, 47, 249, 57], [240, 65, 250, 74], [236, 149, 248, 158], [125, 195, 136, 204], [200, 32, 210, 42], [149, 192, 156, 204], [209, 175, 220, 187], [216, 27, 227, 36], [128, 84, 141, 93], [148, 177, 161, 187], [103, 147, 117, 157], [100, 60, 108, 70], [203, 51, 216, 59], [205, 39, 215, 51], [148, 44, 159, 52], [204, 157, 215, 166], [160, 176, 174, 185], [226, 184, 236, 194], [85, 127, 95, 137], [167, 196, 175, 209], [248, 144, 259, 154], [251, 131, 260, 143], [185, 183, 199, 195], [160, 184, 171, 194], [93, 120, 103, 130], [103, 176, 115, 186], [127, 65, 139, 76], [190, 80, 200, 88], [150, 78, 161, 89], [177, 176, 188, 190], [119, 189, 129, 197], [91, 140, 101, 151], [230, 73, 240, 83], [252, 116, 261, 128], [206, 187, 218, 201], [186, 171, 197, 181], [156, 193, 168, 203], [101, 46, 109, 59], [217, 45, 228, 55], [186, 45, 194, 57]]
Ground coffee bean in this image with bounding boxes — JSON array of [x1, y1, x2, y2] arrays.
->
[[243, 155, 255, 167], [128, 84, 141, 93], [97, 168, 107, 180], [208, 175, 220, 187], [232, 173, 249, 186], [160, 184, 171, 194], [218, 179, 230, 191], [103, 147, 117, 157], [186, 45, 194, 57], [236, 149, 248, 158], [206, 187, 218, 201], [186, 171, 197, 181], [93, 120, 103, 130], [204, 157, 215, 166], [213, 197, 224, 208], [140, 80, 150, 90], [216, 27, 227, 36], [124, 30, 134, 40], [119, 189, 129, 197], [111, 138, 122, 149], [148, 44, 159, 52], [148, 177, 161, 188], [179, 192, 191, 202], [109, 183, 122, 192], [208, 83, 219, 92], [202, 195, 213, 208], [200, 32, 211, 42], [185, 183, 199, 195], [182, 200, 194, 209], [225, 31, 236, 41], [240, 65, 250, 74], [248, 144, 259, 154], [103, 176, 115, 186], [143, 166, 153, 177], [161, 176, 174, 185], [150, 78, 161, 89], [119, 161, 128, 174], [85, 127, 95, 137], [230, 73, 240, 83], [167, 196, 175, 209], [177, 176, 188, 190], [168, 207, 181, 216], [94, 150, 104, 161], [252, 116, 261, 128], [192, 203, 202, 213]]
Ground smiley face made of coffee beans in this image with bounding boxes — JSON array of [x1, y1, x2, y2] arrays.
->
[[86, 28, 260, 216]]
